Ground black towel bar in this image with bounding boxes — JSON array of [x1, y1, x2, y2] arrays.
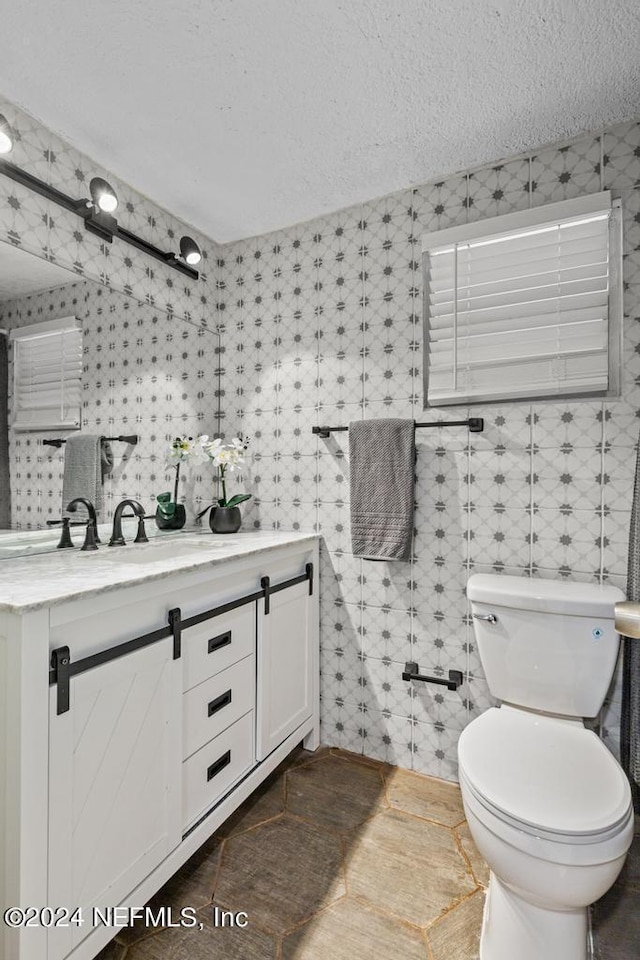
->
[[312, 418, 483, 439], [402, 661, 464, 692], [43, 434, 139, 448]]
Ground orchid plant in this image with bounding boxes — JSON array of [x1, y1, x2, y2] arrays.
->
[[201, 435, 252, 509], [162, 434, 251, 518], [167, 434, 206, 495]]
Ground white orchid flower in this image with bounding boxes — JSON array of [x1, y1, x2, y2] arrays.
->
[[164, 434, 251, 508], [168, 435, 197, 464]]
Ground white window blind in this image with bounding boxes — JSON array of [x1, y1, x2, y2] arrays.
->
[[422, 192, 622, 405], [10, 317, 82, 431]]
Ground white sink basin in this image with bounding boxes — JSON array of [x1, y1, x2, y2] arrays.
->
[[101, 538, 237, 564]]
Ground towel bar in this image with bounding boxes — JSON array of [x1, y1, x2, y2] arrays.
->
[[312, 418, 483, 439], [43, 434, 138, 448], [402, 661, 464, 691]]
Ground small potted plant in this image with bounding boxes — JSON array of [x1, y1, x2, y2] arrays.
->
[[198, 436, 251, 533], [155, 435, 200, 530]]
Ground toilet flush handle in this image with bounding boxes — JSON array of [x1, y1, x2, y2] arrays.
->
[[473, 613, 498, 624]]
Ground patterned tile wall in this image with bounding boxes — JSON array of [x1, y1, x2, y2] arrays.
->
[[0, 96, 224, 525], [217, 120, 640, 779]]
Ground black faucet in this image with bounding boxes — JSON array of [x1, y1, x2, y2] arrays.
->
[[66, 498, 100, 551], [109, 499, 147, 546]]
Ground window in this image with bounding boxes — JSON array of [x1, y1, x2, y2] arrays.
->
[[10, 316, 83, 431], [422, 191, 622, 406]]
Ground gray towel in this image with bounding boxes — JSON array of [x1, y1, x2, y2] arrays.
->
[[350, 418, 415, 562], [62, 434, 111, 516]]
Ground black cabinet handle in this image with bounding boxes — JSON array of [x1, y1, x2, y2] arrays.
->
[[208, 689, 232, 717], [207, 750, 231, 782], [208, 630, 232, 654]]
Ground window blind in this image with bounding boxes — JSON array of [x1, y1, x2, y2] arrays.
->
[[10, 317, 82, 431], [422, 192, 621, 405]]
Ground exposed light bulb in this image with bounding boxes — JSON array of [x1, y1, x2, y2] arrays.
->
[[89, 177, 118, 213], [0, 114, 14, 155], [179, 236, 202, 266]]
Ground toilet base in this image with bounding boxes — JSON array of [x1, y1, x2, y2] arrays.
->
[[480, 872, 588, 960]]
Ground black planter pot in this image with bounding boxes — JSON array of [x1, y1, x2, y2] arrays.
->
[[209, 506, 242, 534], [155, 503, 187, 530]]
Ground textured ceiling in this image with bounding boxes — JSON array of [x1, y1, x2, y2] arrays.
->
[[1, 0, 639, 244]]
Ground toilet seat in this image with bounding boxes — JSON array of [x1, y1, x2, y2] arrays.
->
[[458, 706, 632, 845]]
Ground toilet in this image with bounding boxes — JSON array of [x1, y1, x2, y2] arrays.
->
[[458, 574, 634, 960]]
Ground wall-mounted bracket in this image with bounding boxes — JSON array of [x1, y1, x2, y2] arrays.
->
[[402, 661, 463, 692]]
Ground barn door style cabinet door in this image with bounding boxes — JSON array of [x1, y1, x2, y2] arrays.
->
[[256, 570, 315, 760], [47, 638, 182, 960], [0, 536, 319, 960]]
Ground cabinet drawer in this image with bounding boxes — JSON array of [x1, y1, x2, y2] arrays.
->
[[183, 711, 254, 830], [183, 655, 254, 760], [183, 603, 255, 692]]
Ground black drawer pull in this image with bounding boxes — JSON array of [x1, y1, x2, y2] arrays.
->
[[207, 750, 231, 782], [208, 630, 232, 654], [208, 689, 232, 717]]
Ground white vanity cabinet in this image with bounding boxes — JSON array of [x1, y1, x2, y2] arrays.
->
[[0, 534, 319, 960]]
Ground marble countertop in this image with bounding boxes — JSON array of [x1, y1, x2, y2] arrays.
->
[[0, 530, 319, 614]]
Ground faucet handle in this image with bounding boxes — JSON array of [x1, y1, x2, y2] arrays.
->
[[81, 521, 100, 552], [56, 518, 74, 549], [108, 529, 126, 547], [134, 515, 149, 544]]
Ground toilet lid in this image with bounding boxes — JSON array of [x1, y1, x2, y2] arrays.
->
[[458, 707, 631, 837]]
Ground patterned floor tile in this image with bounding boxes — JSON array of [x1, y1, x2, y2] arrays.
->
[[343, 807, 477, 927], [455, 823, 490, 888], [216, 770, 285, 838], [281, 896, 428, 960], [425, 889, 484, 960], [115, 835, 222, 946], [385, 767, 466, 827], [215, 814, 345, 934], [286, 754, 386, 833], [124, 904, 278, 959]]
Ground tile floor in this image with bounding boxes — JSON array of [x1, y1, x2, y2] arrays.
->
[[592, 818, 640, 959], [96, 746, 488, 960]]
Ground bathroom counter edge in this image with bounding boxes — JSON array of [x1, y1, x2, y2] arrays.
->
[[0, 530, 320, 614]]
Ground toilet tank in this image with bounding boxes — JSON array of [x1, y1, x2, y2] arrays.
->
[[467, 574, 625, 718]]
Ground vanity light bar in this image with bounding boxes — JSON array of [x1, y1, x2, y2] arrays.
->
[[0, 158, 200, 280]]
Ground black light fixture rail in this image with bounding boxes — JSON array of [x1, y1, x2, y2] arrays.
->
[[43, 434, 139, 448], [312, 417, 483, 439], [49, 562, 314, 714], [0, 157, 200, 280], [402, 661, 464, 692]]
